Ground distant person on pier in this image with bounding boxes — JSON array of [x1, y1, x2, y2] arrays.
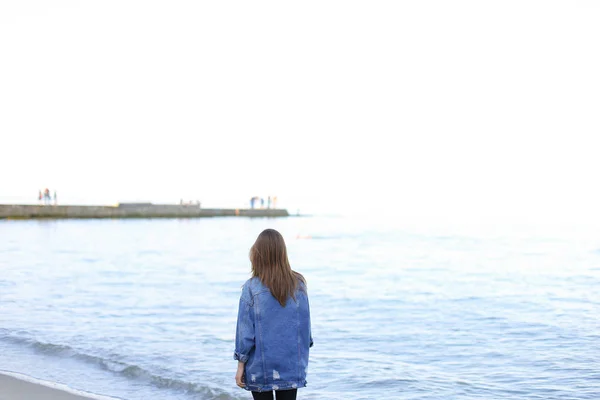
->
[[43, 188, 51, 205], [38, 190, 42, 204], [273, 196, 278, 209], [260, 198, 264, 209], [53, 190, 57, 205], [267, 196, 271, 209]]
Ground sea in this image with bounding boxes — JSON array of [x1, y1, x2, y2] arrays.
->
[[1, 216, 599, 400]]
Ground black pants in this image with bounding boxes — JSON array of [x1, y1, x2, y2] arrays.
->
[[252, 389, 297, 400]]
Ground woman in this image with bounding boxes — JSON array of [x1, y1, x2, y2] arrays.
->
[[234, 229, 313, 400]]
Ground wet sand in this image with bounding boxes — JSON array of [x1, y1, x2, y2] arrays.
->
[[0, 372, 113, 400]]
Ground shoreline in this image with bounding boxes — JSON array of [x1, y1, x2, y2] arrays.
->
[[0, 371, 119, 400]]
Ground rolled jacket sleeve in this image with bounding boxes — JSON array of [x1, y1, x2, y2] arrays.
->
[[234, 286, 255, 363]]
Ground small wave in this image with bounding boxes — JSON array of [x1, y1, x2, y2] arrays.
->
[[361, 377, 419, 387], [295, 235, 340, 240], [0, 280, 16, 287], [0, 332, 236, 399], [32, 341, 74, 355]]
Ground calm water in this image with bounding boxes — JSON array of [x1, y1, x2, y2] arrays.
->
[[1, 216, 599, 399]]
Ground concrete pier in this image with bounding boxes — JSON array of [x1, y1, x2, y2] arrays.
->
[[0, 204, 289, 220]]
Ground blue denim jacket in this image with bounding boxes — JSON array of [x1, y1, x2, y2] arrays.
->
[[234, 277, 313, 392]]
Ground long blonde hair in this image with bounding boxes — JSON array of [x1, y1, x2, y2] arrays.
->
[[250, 229, 305, 306]]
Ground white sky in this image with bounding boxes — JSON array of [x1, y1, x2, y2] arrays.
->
[[1, 1, 599, 222]]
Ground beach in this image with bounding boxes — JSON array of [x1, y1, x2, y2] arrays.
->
[[0, 372, 111, 400]]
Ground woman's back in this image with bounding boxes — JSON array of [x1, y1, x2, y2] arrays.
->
[[234, 229, 313, 396], [237, 277, 312, 390]]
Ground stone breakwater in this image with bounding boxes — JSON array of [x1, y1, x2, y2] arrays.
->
[[0, 204, 289, 219]]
